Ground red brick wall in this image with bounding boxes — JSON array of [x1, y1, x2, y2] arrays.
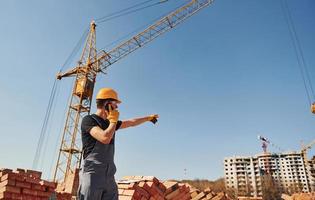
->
[[0, 168, 56, 200]]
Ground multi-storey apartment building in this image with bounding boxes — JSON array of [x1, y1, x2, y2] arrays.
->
[[306, 156, 315, 191], [224, 152, 314, 197]]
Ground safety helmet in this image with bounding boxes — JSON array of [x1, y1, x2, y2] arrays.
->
[[96, 88, 121, 103]]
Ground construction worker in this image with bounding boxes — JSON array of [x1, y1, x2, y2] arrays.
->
[[77, 88, 158, 200]]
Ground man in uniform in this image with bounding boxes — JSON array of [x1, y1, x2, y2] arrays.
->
[[77, 88, 158, 200]]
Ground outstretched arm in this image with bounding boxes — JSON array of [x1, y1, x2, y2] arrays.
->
[[120, 114, 159, 129]]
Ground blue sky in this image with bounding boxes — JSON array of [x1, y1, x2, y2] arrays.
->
[[0, 0, 314, 181]]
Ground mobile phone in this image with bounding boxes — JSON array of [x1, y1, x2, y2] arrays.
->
[[104, 103, 113, 112]]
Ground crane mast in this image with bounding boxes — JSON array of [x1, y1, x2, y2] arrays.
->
[[53, 21, 98, 194], [53, 0, 214, 194]]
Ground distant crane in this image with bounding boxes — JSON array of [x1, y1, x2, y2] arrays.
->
[[52, 0, 214, 195], [300, 138, 315, 192], [258, 135, 269, 154], [301, 139, 315, 161], [257, 135, 283, 174], [257, 135, 283, 154]]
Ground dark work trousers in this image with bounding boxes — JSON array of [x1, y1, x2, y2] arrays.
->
[[77, 139, 118, 200]]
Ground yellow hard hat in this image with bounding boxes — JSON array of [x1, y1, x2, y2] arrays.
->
[[96, 88, 121, 103]]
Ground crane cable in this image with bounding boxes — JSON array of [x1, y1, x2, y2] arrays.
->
[[281, 0, 315, 105], [48, 81, 74, 179], [32, 29, 88, 170], [61, 28, 89, 72], [95, 0, 169, 24], [32, 79, 59, 170], [95, 0, 156, 22], [99, 0, 189, 51]]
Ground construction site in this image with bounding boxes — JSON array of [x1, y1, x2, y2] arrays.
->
[[0, 0, 314, 200]]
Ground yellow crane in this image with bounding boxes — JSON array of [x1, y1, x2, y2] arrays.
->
[[53, 0, 214, 194]]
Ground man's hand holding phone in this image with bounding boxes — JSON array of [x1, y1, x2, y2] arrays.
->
[[106, 104, 119, 124]]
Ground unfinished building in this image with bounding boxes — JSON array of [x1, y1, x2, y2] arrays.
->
[[224, 152, 315, 197]]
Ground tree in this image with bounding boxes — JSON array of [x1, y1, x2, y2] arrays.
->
[[261, 174, 281, 200]]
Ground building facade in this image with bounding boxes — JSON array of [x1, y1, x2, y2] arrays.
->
[[224, 152, 315, 197]]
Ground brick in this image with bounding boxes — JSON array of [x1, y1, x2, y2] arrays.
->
[[31, 184, 46, 191], [0, 179, 15, 187], [36, 190, 51, 197], [0, 191, 12, 199], [15, 168, 26, 174], [22, 188, 38, 196], [119, 195, 133, 200], [151, 184, 164, 197], [26, 170, 42, 179], [0, 169, 13, 174], [133, 176, 143, 180], [205, 193, 213, 199], [154, 194, 164, 200], [0, 173, 14, 182], [22, 194, 43, 200], [140, 182, 154, 195], [122, 176, 135, 180], [1, 186, 21, 194], [190, 191, 198, 198], [1, 173, 25, 182], [16, 181, 31, 189], [165, 188, 180, 200], [142, 176, 159, 185], [118, 188, 124, 195], [179, 185, 186, 193], [134, 184, 150, 199], [25, 177, 41, 185], [182, 192, 191, 200], [0, 169, 13, 178], [163, 181, 179, 195], [172, 192, 185, 200], [39, 180, 57, 188], [123, 189, 135, 196], [10, 192, 23, 200], [158, 183, 166, 193], [192, 191, 205, 200], [118, 183, 134, 189], [20, 194, 42, 200]]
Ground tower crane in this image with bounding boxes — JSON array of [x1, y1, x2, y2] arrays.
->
[[52, 0, 214, 194], [258, 135, 283, 154], [301, 139, 315, 161], [300, 139, 315, 192], [257, 135, 283, 174]]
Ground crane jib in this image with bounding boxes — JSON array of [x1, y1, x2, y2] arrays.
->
[[96, 0, 214, 71]]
